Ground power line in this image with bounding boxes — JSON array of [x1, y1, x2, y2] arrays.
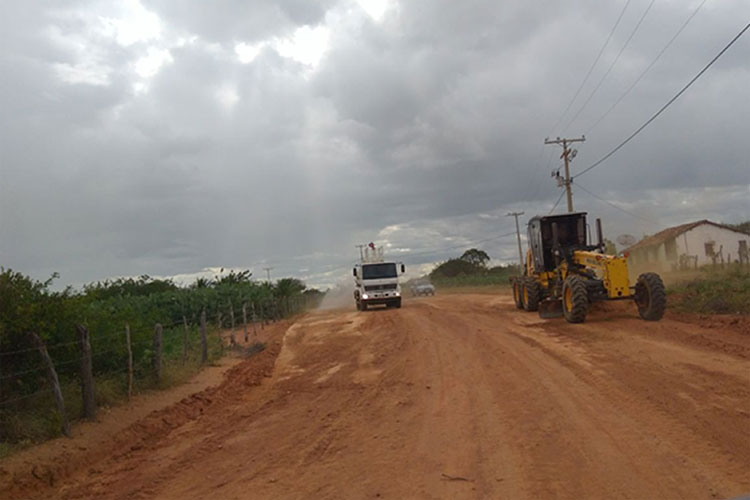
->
[[564, 0, 656, 132], [400, 230, 518, 260], [548, 190, 566, 215], [550, 0, 633, 134], [586, 0, 708, 134], [573, 181, 658, 224], [575, 21, 750, 180]]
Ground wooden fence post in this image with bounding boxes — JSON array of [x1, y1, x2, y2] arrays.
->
[[76, 324, 96, 421], [216, 310, 224, 355], [182, 315, 188, 365], [259, 302, 265, 329], [152, 323, 163, 384], [125, 323, 133, 400], [229, 301, 236, 346], [200, 309, 208, 364], [28, 332, 69, 437], [242, 303, 248, 342], [251, 302, 258, 337]]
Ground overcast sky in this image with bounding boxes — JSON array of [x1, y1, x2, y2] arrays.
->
[[1, 0, 748, 289]]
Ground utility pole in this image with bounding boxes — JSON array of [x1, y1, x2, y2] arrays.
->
[[355, 244, 366, 262], [507, 212, 525, 269], [545, 136, 585, 213], [263, 267, 273, 283]]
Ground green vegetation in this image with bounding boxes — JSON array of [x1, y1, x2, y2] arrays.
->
[[0, 268, 315, 451], [667, 265, 750, 314], [428, 248, 520, 288], [726, 220, 750, 234]]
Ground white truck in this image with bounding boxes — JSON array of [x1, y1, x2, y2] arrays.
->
[[353, 246, 405, 311]]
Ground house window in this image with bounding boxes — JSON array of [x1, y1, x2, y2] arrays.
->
[[704, 242, 715, 257]]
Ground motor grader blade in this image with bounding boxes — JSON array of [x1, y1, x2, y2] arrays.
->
[[538, 298, 563, 319]]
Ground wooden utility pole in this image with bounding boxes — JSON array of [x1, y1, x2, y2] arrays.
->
[[545, 136, 585, 213], [263, 267, 273, 282], [507, 211, 525, 270]]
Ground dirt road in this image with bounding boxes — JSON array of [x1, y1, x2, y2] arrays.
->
[[4, 293, 750, 499]]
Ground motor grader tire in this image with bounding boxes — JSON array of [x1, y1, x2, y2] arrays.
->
[[522, 278, 541, 312], [512, 280, 524, 309], [562, 275, 588, 323], [635, 272, 666, 321]]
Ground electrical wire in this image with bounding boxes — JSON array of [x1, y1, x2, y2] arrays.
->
[[586, 0, 708, 134], [0, 388, 56, 407], [399, 230, 519, 260], [575, 21, 750, 180], [564, 0, 656, 132], [550, 0, 633, 134], [548, 190, 566, 215], [573, 181, 658, 224]]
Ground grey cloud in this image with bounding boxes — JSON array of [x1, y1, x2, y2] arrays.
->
[[1, 0, 748, 289], [142, 0, 337, 43]]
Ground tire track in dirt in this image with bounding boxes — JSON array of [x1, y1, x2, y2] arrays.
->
[[4, 294, 749, 499]]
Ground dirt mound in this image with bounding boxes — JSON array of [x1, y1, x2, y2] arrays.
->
[[1, 322, 290, 500]]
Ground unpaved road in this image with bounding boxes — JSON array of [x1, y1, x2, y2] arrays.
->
[[4, 293, 750, 499]]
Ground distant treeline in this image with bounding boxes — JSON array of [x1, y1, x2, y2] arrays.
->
[[428, 249, 520, 286]]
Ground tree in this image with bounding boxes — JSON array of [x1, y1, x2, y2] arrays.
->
[[459, 248, 490, 268], [430, 258, 481, 279], [603, 238, 617, 255], [274, 278, 306, 298], [727, 220, 750, 234]]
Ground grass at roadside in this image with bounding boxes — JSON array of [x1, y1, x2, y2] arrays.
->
[[667, 265, 750, 315]]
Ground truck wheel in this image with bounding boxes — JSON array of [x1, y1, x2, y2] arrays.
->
[[394, 298, 402, 308], [522, 278, 540, 312], [562, 275, 588, 323], [512, 280, 524, 309], [635, 272, 666, 321], [361, 302, 368, 311]]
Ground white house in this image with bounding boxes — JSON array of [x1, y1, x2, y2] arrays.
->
[[626, 220, 749, 272]]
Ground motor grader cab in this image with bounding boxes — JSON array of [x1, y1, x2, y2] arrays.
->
[[510, 212, 665, 323]]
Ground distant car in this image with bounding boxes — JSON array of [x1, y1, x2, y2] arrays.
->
[[412, 283, 435, 296]]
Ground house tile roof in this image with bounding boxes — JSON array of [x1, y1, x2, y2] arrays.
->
[[626, 220, 750, 252]]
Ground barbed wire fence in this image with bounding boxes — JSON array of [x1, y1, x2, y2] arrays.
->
[[0, 294, 312, 440]]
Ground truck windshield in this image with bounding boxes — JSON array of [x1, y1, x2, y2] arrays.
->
[[362, 263, 397, 279]]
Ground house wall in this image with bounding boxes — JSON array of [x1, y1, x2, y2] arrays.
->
[[677, 224, 749, 266], [627, 223, 749, 271]]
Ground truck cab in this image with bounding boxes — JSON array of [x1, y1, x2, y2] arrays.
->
[[353, 261, 405, 310]]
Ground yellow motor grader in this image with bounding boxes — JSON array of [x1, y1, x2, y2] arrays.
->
[[510, 212, 665, 323]]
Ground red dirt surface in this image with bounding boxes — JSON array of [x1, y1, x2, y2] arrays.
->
[[2, 295, 749, 499]]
